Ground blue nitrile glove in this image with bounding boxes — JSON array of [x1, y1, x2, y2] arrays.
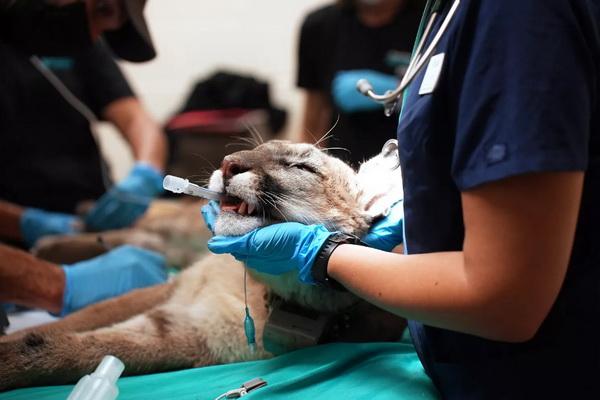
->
[[20, 208, 82, 247], [60, 245, 167, 316], [85, 162, 163, 231], [208, 223, 335, 284], [332, 70, 399, 113], [201, 200, 220, 234], [361, 200, 404, 252]]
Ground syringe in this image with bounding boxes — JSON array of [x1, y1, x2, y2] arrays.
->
[[163, 175, 221, 201]]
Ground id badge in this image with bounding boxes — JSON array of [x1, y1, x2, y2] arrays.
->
[[419, 53, 445, 95]]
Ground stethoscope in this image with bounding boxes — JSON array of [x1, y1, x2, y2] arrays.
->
[[357, 0, 461, 116]]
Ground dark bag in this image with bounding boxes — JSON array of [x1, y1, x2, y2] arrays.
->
[[165, 71, 287, 179]]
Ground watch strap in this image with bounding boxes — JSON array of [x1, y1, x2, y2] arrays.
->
[[312, 232, 363, 290]]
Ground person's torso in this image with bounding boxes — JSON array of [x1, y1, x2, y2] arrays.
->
[[0, 42, 106, 212], [397, 0, 600, 397]]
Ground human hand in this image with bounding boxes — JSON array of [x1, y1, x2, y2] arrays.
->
[[208, 222, 335, 284], [85, 162, 163, 231], [60, 245, 167, 316], [20, 208, 82, 247], [201, 200, 220, 234], [361, 200, 404, 252], [332, 70, 398, 113]]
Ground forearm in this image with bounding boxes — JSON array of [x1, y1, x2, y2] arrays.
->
[[104, 97, 167, 171], [329, 173, 583, 343], [299, 90, 332, 144], [125, 110, 167, 170], [328, 245, 527, 342], [0, 200, 24, 243], [0, 244, 64, 313]]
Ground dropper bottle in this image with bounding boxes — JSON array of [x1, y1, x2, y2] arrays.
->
[[67, 355, 125, 400]]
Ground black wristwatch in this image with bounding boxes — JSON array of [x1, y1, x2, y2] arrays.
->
[[311, 232, 364, 290]]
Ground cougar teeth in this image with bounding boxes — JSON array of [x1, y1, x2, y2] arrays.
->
[[248, 203, 256, 215], [238, 201, 248, 215]]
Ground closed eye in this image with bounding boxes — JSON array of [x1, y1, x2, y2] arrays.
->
[[289, 162, 318, 174]]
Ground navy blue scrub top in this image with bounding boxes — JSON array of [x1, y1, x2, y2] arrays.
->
[[398, 0, 600, 398]]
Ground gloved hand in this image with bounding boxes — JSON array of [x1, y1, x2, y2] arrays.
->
[[60, 245, 167, 316], [361, 200, 404, 252], [20, 208, 82, 247], [208, 223, 335, 284], [201, 200, 220, 234], [85, 162, 163, 231], [332, 69, 398, 113]]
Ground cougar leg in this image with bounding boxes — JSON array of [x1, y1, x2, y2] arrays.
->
[[32, 233, 115, 264], [0, 304, 215, 391], [1, 283, 174, 343], [32, 229, 166, 265]]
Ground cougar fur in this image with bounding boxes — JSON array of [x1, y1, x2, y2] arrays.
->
[[0, 140, 404, 391]]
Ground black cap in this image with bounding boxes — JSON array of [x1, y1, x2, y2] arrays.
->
[[103, 0, 156, 62]]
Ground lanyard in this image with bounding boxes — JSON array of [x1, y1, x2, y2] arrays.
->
[[400, 0, 443, 108]]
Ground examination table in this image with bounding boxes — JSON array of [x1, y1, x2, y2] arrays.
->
[[0, 339, 438, 399]]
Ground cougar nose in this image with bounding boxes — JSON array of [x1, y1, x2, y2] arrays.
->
[[221, 159, 249, 179]]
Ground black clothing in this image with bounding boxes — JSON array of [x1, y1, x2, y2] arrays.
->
[[0, 41, 134, 213], [297, 2, 421, 167], [0, 0, 92, 57], [399, 0, 600, 397]]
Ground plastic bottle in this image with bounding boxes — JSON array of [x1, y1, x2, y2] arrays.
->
[[67, 355, 125, 400]]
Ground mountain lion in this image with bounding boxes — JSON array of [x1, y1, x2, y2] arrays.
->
[[0, 139, 405, 391]]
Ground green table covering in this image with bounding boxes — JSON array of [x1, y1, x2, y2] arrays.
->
[[0, 341, 438, 400]]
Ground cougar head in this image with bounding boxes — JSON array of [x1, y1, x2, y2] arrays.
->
[[208, 139, 402, 237], [208, 139, 402, 311]]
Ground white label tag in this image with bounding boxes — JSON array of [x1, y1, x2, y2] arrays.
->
[[419, 53, 445, 95]]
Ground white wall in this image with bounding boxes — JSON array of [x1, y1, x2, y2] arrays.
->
[[99, 0, 330, 180]]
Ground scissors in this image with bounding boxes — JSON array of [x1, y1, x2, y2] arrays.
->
[[357, 0, 461, 116]]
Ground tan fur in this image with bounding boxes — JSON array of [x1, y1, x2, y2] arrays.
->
[[32, 200, 212, 267], [0, 140, 405, 391]]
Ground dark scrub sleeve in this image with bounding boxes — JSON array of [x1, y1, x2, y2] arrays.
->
[[449, 0, 596, 190], [74, 40, 135, 119]]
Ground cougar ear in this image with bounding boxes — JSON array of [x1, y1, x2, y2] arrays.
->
[[356, 139, 403, 218], [379, 139, 401, 169]]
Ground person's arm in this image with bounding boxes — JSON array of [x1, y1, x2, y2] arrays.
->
[[80, 43, 166, 230], [84, 97, 165, 231], [0, 200, 24, 243], [103, 96, 167, 171], [329, 171, 583, 342], [76, 41, 166, 171], [0, 243, 64, 314], [299, 90, 333, 144], [0, 200, 81, 246], [296, 8, 333, 145], [0, 242, 167, 316]]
